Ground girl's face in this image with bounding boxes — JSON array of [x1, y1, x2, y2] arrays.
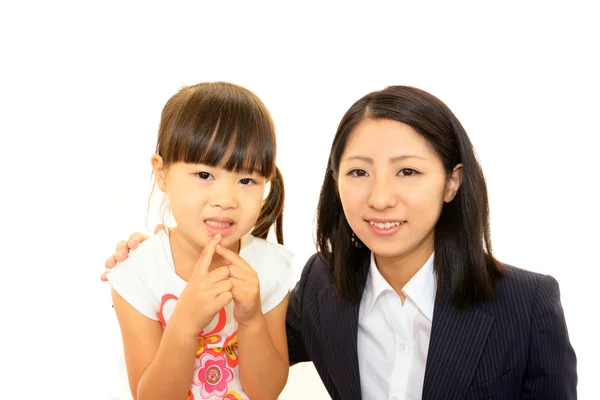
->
[[337, 118, 462, 264], [153, 159, 267, 250]]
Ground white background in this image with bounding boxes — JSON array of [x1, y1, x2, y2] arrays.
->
[[1, 1, 598, 399]]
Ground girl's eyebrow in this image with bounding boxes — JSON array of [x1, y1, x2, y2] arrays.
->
[[343, 154, 426, 163]]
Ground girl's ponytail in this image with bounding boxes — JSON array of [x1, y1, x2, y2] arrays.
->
[[251, 166, 285, 244]]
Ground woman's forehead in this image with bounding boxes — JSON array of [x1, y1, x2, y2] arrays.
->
[[343, 119, 434, 159]]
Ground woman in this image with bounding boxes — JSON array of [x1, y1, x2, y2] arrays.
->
[[104, 85, 576, 399]]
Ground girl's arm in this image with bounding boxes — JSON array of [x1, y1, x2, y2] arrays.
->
[[112, 235, 231, 400], [237, 293, 290, 399], [112, 289, 197, 400]]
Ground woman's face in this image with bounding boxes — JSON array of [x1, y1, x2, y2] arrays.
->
[[337, 118, 462, 263]]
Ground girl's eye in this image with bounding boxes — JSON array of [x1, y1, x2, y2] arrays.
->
[[398, 168, 419, 177], [239, 178, 257, 185], [196, 172, 214, 180], [348, 169, 368, 177]]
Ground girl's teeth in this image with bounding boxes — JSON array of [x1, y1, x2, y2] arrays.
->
[[370, 221, 401, 229], [206, 220, 232, 227]]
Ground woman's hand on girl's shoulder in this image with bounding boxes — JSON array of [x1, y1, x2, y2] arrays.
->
[[101, 224, 163, 281]]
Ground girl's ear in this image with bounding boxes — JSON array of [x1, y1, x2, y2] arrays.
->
[[444, 164, 463, 202], [151, 154, 168, 192]]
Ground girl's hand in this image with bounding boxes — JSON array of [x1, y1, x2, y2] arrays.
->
[[215, 244, 262, 327], [170, 235, 233, 336]]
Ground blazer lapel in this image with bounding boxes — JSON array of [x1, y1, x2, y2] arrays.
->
[[319, 286, 362, 400], [422, 289, 494, 400]]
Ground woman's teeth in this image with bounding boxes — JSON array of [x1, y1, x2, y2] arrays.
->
[[369, 221, 401, 229]]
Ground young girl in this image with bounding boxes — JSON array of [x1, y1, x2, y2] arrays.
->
[[107, 82, 293, 400]]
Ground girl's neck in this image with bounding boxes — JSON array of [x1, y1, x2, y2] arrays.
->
[[168, 227, 239, 281], [375, 231, 434, 299]]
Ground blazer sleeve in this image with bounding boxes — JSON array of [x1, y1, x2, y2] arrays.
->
[[521, 274, 577, 399], [286, 253, 319, 365]]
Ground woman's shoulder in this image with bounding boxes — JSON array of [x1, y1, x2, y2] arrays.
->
[[499, 263, 549, 291], [296, 252, 335, 288], [487, 262, 563, 309]]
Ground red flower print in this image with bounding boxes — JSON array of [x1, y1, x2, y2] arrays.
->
[[192, 352, 234, 399], [210, 330, 239, 368], [186, 390, 194, 400], [158, 295, 227, 336], [158, 293, 178, 327], [200, 308, 227, 336]]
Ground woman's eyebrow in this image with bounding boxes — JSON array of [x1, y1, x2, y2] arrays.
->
[[343, 154, 426, 163]]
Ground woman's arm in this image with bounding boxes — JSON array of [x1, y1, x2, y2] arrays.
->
[[237, 293, 290, 399], [521, 275, 577, 399], [111, 289, 197, 400], [286, 254, 321, 365]]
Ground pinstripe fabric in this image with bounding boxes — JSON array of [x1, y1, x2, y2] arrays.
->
[[287, 254, 577, 400]]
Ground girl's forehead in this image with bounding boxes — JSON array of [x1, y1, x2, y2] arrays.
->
[[171, 161, 263, 174]]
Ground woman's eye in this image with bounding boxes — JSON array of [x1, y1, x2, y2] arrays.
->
[[348, 169, 368, 177], [398, 168, 418, 177], [239, 178, 257, 185], [196, 172, 214, 180]]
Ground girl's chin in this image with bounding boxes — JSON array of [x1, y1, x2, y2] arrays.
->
[[209, 235, 241, 250]]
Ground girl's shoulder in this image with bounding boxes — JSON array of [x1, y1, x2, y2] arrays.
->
[[108, 230, 172, 279], [239, 234, 294, 273], [240, 235, 295, 313]]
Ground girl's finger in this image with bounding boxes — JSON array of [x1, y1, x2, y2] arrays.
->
[[211, 278, 233, 295], [215, 291, 233, 309], [229, 278, 247, 299], [191, 234, 222, 277], [215, 245, 253, 271], [206, 266, 231, 283], [228, 264, 253, 280]]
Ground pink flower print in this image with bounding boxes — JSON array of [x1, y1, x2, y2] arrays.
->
[[192, 352, 234, 399]]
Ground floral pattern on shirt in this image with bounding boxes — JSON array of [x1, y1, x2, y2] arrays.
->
[[223, 389, 243, 399], [209, 330, 239, 368], [192, 352, 234, 399]]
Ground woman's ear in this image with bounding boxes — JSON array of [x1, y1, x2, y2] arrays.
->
[[151, 154, 168, 192], [444, 164, 463, 202]]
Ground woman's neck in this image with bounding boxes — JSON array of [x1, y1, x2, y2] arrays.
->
[[168, 228, 238, 281], [375, 233, 434, 299]]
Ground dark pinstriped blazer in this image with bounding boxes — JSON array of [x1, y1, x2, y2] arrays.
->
[[286, 253, 577, 400]]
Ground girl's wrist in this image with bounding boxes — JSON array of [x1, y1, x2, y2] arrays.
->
[[166, 312, 200, 342], [237, 313, 267, 332]]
